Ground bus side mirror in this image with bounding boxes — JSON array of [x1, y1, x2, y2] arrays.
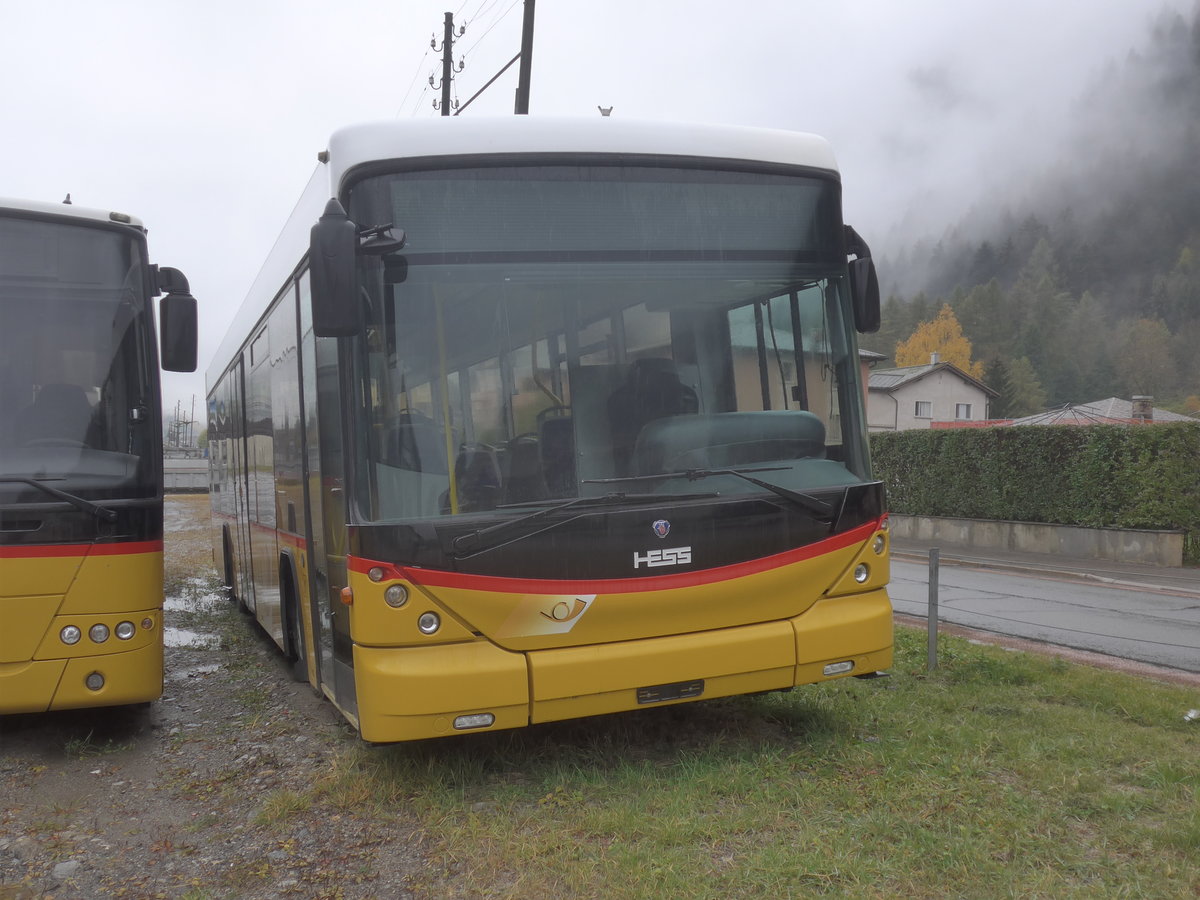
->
[[157, 267, 198, 372], [845, 225, 880, 334], [310, 198, 362, 337]]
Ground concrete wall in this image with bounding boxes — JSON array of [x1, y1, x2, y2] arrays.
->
[[889, 514, 1184, 567], [164, 457, 209, 493]]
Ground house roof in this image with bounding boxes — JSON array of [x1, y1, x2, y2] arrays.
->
[[868, 362, 998, 397], [1009, 397, 1196, 426]]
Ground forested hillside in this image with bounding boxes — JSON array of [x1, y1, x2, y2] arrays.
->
[[864, 7, 1200, 416]]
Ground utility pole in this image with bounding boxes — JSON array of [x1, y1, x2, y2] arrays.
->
[[430, 11, 465, 115], [514, 0, 536, 114]]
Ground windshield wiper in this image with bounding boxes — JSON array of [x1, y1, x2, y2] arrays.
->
[[586, 466, 839, 526], [451, 491, 718, 556], [0, 477, 118, 523]]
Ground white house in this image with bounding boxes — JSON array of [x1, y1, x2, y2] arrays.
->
[[867, 359, 997, 431]]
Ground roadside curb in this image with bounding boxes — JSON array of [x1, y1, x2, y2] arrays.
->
[[890, 549, 1200, 599]]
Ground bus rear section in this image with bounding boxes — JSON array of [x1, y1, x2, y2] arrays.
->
[[0, 197, 197, 714]]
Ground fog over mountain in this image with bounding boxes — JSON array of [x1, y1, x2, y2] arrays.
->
[[864, 5, 1200, 414], [881, 5, 1200, 303]]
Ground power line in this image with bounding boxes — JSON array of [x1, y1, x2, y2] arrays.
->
[[395, 47, 432, 118], [456, 0, 520, 61]]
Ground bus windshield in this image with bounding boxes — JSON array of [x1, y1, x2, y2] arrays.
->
[[346, 163, 870, 523], [0, 215, 154, 497]]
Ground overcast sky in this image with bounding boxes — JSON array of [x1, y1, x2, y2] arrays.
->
[[1, 0, 1188, 426]]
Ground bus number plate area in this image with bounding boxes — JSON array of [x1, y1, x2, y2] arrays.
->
[[637, 679, 705, 705]]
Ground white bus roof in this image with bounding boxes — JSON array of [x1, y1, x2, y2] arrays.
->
[[207, 117, 840, 388], [324, 117, 838, 190], [0, 196, 145, 230]]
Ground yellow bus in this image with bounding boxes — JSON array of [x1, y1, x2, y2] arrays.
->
[[0, 197, 197, 713], [206, 117, 892, 743]]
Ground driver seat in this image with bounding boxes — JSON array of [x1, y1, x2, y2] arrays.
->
[[16, 383, 95, 446]]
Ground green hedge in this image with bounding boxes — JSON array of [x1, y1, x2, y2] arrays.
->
[[869, 423, 1200, 562]]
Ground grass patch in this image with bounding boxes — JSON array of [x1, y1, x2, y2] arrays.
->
[[311, 627, 1200, 898], [253, 789, 313, 826], [63, 731, 134, 759]]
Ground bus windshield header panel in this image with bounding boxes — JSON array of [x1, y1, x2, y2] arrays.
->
[[345, 160, 871, 530], [0, 214, 156, 502]]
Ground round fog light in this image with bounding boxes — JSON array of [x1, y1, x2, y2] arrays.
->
[[89, 623, 110, 643], [115, 621, 136, 641], [61, 626, 82, 645], [384, 584, 409, 608], [854, 563, 870, 584], [418, 612, 441, 635], [85, 672, 105, 691]]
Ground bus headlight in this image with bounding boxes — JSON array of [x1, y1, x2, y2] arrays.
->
[[873, 534, 886, 555], [418, 612, 441, 635], [384, 585, 409, 608], [115, 621, 136, 641], [89, 624, 110, 643], [854, 564, 870, 584], [61, 626, 82, 645]]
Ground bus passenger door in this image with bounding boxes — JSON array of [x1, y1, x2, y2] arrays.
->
[[230, 357, 255, 609], [298, 275, 336, 697]]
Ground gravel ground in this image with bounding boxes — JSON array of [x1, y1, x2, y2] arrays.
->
[[0, 494, 428, 899]]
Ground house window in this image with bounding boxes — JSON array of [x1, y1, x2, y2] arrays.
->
[[915, 401, 932, 418], [955, 403, 972, 420]]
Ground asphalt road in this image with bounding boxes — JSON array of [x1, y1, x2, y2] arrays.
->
[[889, 554, 1200, 674]]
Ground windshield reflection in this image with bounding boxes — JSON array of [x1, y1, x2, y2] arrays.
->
[[0, 216, 152, 495]]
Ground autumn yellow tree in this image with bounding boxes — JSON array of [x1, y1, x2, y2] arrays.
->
[[894, 304, 984, 379]]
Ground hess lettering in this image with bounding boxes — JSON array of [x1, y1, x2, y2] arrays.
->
[[633, 546, 692, 569]]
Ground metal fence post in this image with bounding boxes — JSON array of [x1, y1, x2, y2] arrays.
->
[[927, 548, 939, 670]]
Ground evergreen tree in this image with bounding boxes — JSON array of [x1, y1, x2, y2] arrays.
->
[[1002, 357, 1048, 417], [1116, 318, 1177, 398]]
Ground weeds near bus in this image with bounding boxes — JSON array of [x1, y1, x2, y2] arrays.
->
[[306, 627, 1200, 898], [63, 731, 134, 759]]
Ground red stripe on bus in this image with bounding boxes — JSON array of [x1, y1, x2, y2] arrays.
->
[[0, 540, 163, 559], [349, 518, 880, 595]]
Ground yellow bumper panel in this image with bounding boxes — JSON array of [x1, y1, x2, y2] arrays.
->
[[0, 660, 67, 714], [47, 642, 163, 711], [352, 588, 893, 742], [794, 588, 894, 682], [354, 640, 529, 743], [529, 620, 796, 724]]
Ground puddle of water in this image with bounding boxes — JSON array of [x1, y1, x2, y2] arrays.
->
[[164, 627, 220, 649], [164, 590, 226, 612]]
